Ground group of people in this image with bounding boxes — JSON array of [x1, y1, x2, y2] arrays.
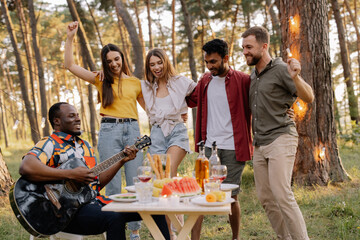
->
[[18, 20, 314, 240]]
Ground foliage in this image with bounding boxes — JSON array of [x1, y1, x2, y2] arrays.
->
[[339, 121, 360, 144]]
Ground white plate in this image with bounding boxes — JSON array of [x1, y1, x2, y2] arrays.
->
[[191, 196, 235, 206], [125, 185, 136, 193], [109, 193, 137, 202], [220, 183, 239, 191]]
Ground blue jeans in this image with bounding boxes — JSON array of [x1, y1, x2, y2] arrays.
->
[[97, 120, 143, 231], [63, 200, 170, 240]]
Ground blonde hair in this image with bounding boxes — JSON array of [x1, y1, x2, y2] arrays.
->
[[145, 48, 177, 84]]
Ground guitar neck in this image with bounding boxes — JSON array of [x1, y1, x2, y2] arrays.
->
[[91, 145, 136, 176]]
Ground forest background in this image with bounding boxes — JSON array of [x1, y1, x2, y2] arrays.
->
[[0, 0, 359, 239]]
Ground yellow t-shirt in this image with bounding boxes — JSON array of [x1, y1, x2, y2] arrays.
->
[[94, 75, 142, 120]]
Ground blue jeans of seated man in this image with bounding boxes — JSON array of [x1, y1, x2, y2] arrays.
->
[[63, 200, 170, 240], [97, 120, 143, 231]]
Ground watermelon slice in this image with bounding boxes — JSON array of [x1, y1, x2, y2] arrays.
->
[[161, 184, 173, 196], [160, 177, 201, 197]]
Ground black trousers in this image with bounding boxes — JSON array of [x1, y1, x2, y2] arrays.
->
[[63, 200, 170, 240]]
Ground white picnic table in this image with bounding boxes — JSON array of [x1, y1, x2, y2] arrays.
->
[[102, 197, 232, 240]]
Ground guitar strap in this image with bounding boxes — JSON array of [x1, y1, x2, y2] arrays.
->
[[44, 184, 62, 211]]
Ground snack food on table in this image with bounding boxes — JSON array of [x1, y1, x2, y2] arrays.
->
[[205, 190, 226, 202], [212, 191, 226, 202], [165, 154, 171, 178], [147, 153, 160, 179], [205, 193, 216, 202]]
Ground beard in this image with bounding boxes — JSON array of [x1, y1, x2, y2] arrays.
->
[[211, 60, 227, 76], [246, 53, 262, 66]]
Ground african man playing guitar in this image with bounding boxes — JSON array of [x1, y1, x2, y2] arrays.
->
[[9, 102, 170, 240]]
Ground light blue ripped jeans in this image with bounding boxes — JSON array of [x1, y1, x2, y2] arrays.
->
[[97, 120, 143, 231]]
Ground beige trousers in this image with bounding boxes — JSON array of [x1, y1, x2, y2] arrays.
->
[[253, 134, 309, 240]]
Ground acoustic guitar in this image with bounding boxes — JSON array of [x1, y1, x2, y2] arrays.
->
[[9, 135, 151, 238]]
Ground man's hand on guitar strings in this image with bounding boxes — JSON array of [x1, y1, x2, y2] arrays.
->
[[70, 166, 97, 184]]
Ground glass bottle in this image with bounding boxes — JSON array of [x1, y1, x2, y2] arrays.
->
[[209, 141, 220, 167], [195, 141, 209, 192]]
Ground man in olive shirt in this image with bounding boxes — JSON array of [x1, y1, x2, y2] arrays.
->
[[242, 26, 314, 240]]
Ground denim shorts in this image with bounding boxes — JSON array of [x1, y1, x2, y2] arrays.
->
[[148, 123, 190, 154], [205, 147, 245, 196]]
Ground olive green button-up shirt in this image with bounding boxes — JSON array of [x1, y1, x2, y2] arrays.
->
[[249, 58, 298, 146]]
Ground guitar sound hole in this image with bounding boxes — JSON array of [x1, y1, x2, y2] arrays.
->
[[64, 181, 82, 194]]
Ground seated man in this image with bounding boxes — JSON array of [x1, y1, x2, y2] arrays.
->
[[19, 102, 170, 240]]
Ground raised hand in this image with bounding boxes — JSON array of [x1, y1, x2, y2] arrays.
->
[[67, 21, 79, 39], [286, 58, 301, 79]]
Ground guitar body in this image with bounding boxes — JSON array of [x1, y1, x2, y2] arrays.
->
[[9, 158, 96, 237]]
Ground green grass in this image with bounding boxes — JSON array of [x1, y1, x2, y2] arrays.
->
[[1, 141, 359, 239]]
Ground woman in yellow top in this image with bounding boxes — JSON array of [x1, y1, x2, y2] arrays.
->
[[64, 21, 144, 239]]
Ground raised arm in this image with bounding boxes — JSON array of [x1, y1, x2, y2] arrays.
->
[[287, 58, 314, 103], [64, 21, 97, 84]]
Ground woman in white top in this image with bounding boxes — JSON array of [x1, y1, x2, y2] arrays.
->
[[142, 48, 196, 178]]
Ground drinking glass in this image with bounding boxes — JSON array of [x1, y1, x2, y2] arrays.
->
[[137, 166, 152, 182], [134, 177, 153, 203], [203, 178, 220, 194], [211, 165, 227, 183]]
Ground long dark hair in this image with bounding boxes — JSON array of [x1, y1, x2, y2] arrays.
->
[[100, 44, 130, 108], [145, 48, 176, 85]]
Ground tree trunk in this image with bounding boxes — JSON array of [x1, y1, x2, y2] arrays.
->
[[266, 0, 281, 57], [28, 0, 50, 136], [133, 0, 146, 60], [241, 1, 251, 29], [154, 2, 166, 50], [0, 92, 9, 147], [179, 0, 198, 134], [115, 9, 133, 70], [0, 59, 16, 143], [197, 0, 205, 73], [229, 4, 240, 68], [67, 0, 97, 147], [74, 46, 90, 136], [280, 0, 350, 185], [114, 0, 144, 79], [344, 0, 360, 90], [145, 0, 153, 49], [15, 0, 40, 134], [85, 0, 103, 47], [171, 0, 177, 68], [4, 61, 20, 141], [0, 148, 14, 196], [331, 0, 359, 124], [1, 0, 40, 144]]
